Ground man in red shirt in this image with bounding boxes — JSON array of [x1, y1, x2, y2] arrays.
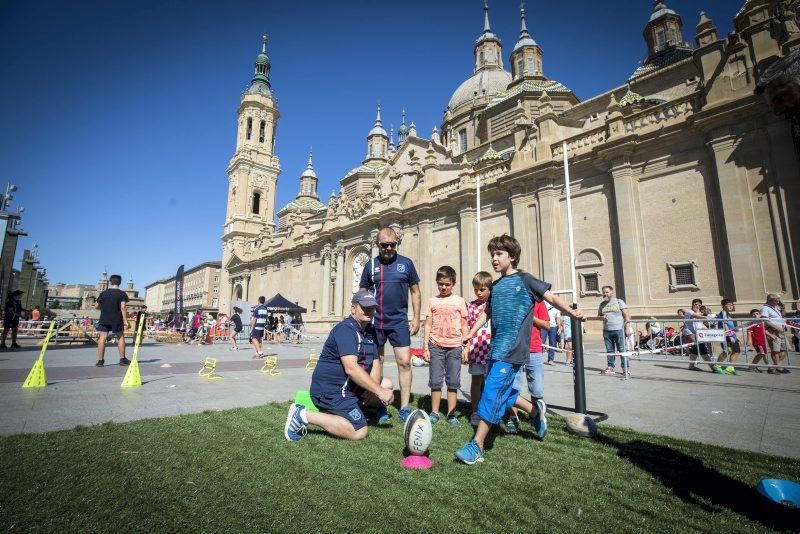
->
[[506, 300, 551, 437]]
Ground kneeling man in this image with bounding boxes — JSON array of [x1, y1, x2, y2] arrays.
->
[[285, 290, 394, 441]]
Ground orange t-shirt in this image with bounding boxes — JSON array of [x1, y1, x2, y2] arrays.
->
[[31, 309, 40, 321], [426, 294, 468, 348]]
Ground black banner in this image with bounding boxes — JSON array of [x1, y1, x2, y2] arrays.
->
[[174, 264, 184, 320]]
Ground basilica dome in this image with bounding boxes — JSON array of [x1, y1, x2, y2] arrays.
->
[[448, 68, 512, 111]]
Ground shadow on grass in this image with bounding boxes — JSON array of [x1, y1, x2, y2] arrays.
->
[[594, 434, 800, 530]]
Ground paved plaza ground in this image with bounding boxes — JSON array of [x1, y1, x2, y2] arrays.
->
[[1, 335, 798, 459]]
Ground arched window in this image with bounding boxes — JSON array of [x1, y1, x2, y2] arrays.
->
[[259, 120, 266, 143], [246, 117, 253, 140], [517, 59, 524, 77], [252, 192, 261, 215]]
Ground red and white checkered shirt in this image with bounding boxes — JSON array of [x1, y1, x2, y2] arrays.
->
[[467, 299, 491, 365]]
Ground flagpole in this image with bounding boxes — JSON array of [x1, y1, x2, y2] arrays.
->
[[476, 173, 481, 273], [563, 141, 586, 415]]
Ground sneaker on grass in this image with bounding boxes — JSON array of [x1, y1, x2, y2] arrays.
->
[[530, 398, 548, 440], [504, 415, 519, 434], [446, 411, 459, 427], [398, 405, 412, 422], [455, 439, 484, 465], [375, 404, 391, 426], [429, 412, 442, 424], [284, 403, 308, 442]]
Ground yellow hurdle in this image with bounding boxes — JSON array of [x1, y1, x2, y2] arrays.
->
[[199, 357, 221, 380], [305, 350, 319, 372], [260, 355, 281, 376], [22, 320, 56, 389], [121, 315, 146, 388]]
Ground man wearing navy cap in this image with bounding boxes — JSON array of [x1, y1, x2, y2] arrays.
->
[[284, 290, 394, 441], [359, 227, 421, 422]]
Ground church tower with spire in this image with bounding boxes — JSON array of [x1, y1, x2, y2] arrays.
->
[[365, 103, 388, 162], [474, 0, 503, 73], [509, 2, 544, 84], [223, 35, 282, 258]]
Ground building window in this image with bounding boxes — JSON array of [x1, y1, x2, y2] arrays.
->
[[259, 120, 266, 143], [667, 261, 700, 292], [458, 129, 468, 153], [669, 28, 677, 44], [213, 286, 218, 293], [578, 272, 601, 297], [312, 299, 316, 312], [656, 29, 665, 47], [213, 276, 219, 282], [479, 51, 484, 64], [517, 59, 524, 77], [212, 298, 218, 307], [246, 117, 252, 140], [252, 193, 261, 215], [527, 58, 534, 75]]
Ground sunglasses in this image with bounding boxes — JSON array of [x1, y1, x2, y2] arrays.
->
[[378, 242, 397, 249]]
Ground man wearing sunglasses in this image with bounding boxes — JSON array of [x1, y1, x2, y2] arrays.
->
[[359, 227, 421, 422]]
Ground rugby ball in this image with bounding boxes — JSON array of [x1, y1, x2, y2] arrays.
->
[[565, 413, 598, 438], [403, 409, 433, 455]]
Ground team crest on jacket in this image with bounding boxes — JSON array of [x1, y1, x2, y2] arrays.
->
[[397, 264, 406, 273]]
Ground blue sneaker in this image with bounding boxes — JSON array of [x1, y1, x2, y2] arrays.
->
[[284, 403, 308, 442], [530, 399, 547, 440], [505, 415, 519, 434], [429, 412, 442, 424], [375, 404, 391, 426], [446, 411, 460, 427], [455, 439, 484, 465], [398, 405, 412, 422]]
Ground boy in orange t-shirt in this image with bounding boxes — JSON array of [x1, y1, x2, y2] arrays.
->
[[423, 265, 468, 426]]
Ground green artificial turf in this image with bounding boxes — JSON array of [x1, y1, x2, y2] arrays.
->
[[1, 402, 799, 533]]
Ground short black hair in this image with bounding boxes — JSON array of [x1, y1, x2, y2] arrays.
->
[[601, 285, 614, 292], [750, 308, 760, 314], [691, 298, 703, 306], [109, 274, 122, 286], [436, 265, 457, 283], [721, 298, 732, 307], [258, 296, 266, 304]]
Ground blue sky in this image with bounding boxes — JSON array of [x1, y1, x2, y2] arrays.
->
[[0, 0, 735, 291]]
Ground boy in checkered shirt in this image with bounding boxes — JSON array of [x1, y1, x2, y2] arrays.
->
[[463, 271, 493, 428]]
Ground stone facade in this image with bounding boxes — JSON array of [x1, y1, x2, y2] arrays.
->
[[146, 261, 223, 314], [221, 1, 800, 330]]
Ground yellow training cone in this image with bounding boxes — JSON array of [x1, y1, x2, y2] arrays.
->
[[22, 320, 55, 389], [121, 358, 142, 387], [22, 358, 47, 388]]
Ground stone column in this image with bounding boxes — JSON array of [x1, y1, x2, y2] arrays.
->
[[609, 158, 645, 305], [706, 134, 763, 301], [458, 206, 475, 297], [536, 183, 558, 283], [510, 187, 535, 272], [334, 247, 345, 317], [321, 248, 331, 317], [242, 271, 251, 302], [417, 220, 433, 297]]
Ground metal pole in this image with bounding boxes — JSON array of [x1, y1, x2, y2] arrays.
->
[[563, 142, 587, 413], [476, 173, 481, 273]]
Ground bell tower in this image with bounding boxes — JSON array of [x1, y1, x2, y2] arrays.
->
[[223, 35, 282, 259]]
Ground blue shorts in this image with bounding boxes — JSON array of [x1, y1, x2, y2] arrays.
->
[[250, 327, 265, 339], [312, 392, 367, 431], [477, 359, 522, 425], [375, 326, 411, 348], [98, 323, 124, 335]]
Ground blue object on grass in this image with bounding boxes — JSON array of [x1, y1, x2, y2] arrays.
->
[[756, 478, 800, 508]]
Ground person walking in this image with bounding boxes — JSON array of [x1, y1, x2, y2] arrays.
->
[[95, 275, 130, 367], [229, 307, 243, 350], [359, 227, 421, 422], [760, 293, 790, 374], [1, 290, 24, 349]]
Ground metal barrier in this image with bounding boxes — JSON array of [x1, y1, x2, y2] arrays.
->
[[593, 317, 798, 378]]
